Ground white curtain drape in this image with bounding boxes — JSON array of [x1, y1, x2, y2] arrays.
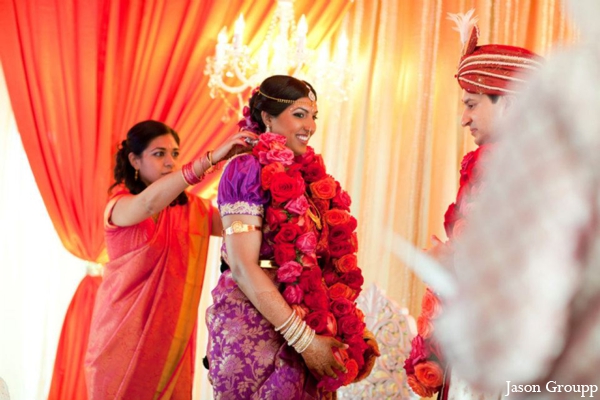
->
[[0, 63, 86, 400]]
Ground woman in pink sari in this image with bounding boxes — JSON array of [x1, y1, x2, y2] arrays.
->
[[84, 120, 257, 400]]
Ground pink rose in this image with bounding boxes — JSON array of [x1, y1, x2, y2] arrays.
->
[[296, 232, 317, 254], [282, 285, 303, 304], [277, 261, 303, 283], [260, 147, 295, 166], [284, 195, 309, 215], [408, 334, 430, 365], [325, 312, 338, 336]]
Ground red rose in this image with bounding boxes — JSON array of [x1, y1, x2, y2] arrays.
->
[[332, 188, 352, 211], [404, 355, 416, 375], [274, 223, 302, 243], [303, 289, 329, 311], [299, 253, 318, 267], [339, 269, 364, 290], [323, 209, 351, 226], [266, 208, 289, 231], [329, 241, 356, 259], [274, 243, 297, 265], [277, 260, 303, 283], [421, 288, 442, 319], [270, 173, 305, 203], [282, 284, 303, 304], [407, 374, 435, 398], [329, 282, 354, 300], [334, 254, 358, 273], [345, 334, 369, 370], [415, 361, 444, 388], [295, 146, 316, 165], [318, 359, 358, 392], [305, 310, 329, 334], [310, 176, 337, 200], [408, 334, 430, 364], [303, 162, 327, 183], [322, 267, 339, 286], [331, 298, 356, 317], [261, 162, 286, 190], [328, 224, 353, 244], [295, 231, 317, 254], [338, 315, 366, 337], [299, 267, 323, 292]]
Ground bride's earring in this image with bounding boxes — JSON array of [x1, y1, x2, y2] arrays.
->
[[266, 125, 271, 132]]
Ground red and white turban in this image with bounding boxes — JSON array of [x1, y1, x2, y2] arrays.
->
[[456, 26, 543, 95]]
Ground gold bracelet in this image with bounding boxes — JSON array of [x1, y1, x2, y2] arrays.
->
[[222, 221, 262, 236], [295, 328, 315, 353]]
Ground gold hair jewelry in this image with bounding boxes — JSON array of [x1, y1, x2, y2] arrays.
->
[[259, 89, 317, 108]]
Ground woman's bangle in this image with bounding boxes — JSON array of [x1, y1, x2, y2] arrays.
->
[[275, 310, 296, 332], [181, 160, 203, 186]]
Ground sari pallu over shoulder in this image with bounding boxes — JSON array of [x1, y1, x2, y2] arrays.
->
[[85, 194, 212, 400]]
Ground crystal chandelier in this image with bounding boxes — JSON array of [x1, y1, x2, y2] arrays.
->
[[204, 0, 351, 119]]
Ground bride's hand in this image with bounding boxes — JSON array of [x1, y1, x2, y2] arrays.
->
[[301, 335, 348, 379]]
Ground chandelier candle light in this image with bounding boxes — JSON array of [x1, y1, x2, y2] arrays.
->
[[205, 0, 351, 119]]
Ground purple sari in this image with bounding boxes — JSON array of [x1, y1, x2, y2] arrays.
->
[[206, 154, 329, 399]]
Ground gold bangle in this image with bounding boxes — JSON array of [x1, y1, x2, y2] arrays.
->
[[222, 221, 262, 236], [207, 150, 215, 167], [288, 321, 307, 347], [283, 316, 302, 342]]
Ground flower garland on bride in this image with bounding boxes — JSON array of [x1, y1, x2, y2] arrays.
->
[[251, 131, 370, 392]]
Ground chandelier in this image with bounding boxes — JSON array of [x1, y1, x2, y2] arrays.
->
[[204, 0, 351, 119]]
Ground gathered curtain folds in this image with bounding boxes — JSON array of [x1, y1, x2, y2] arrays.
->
[[0, 0, 350, 398]]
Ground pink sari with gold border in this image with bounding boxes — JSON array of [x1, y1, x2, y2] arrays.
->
[[85, 191, 212, 400]]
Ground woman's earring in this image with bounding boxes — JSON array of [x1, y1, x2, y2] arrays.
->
[[135, 169, 139, 181], [266, 125, 271, 132]]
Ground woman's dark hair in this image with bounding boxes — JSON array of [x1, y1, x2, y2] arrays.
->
[[110, 120, 187, 205], [248, 75, 318, 132]]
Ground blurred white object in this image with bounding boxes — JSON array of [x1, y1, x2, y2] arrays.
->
[[0, 378, 10, 400]]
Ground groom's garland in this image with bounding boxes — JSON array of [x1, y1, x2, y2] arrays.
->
[[252, 132, 368, 391]]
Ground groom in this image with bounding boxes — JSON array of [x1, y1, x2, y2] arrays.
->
[[423, 23, 542, 400]]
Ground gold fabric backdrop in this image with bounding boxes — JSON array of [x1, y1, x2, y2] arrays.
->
[[311, 0, 576, 319]]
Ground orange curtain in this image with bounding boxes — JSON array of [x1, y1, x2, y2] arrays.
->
[[0, 0, 351, 398], [47, 276, 102, 400]]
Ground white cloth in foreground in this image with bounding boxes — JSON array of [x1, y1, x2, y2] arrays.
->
[[436, 1, 600, 398], [0, 378, 10, 400]]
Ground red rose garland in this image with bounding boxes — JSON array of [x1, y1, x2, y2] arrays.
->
[[405, 144, 493, 397], [253, 133, 368, 392]]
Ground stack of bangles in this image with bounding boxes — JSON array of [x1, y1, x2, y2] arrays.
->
[[181, 150, 219, 186], [275, 310, 316, 354]]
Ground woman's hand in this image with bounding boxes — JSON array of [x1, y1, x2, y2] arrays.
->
[[301, 334, 348, 379], [212, 131, 259, 163]]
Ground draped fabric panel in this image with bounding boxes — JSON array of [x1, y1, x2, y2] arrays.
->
[[312, 0, 577, 320]]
